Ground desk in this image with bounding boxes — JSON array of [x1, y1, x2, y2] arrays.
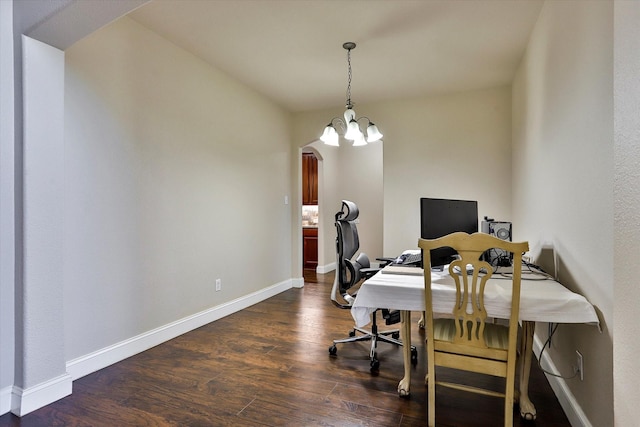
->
[[351, 267, 599, 420]]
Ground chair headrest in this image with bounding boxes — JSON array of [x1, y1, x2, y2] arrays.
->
[[339, 200, 359, 222]]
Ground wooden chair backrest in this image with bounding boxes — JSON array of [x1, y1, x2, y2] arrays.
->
[[419, 232, 528, 336]]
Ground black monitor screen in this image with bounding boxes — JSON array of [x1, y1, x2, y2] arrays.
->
[[420, 198, 478, 267]]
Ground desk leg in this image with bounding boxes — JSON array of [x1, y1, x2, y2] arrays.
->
[[519, 321, 537, 420], [398, 310, 412, 397]]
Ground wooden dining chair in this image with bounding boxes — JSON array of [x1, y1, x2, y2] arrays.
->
[[418, 232, 529, 427]]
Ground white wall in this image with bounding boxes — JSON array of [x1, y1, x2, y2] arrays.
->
[[512, 1, 613, 426], [613, 2, 640, 425], [63, 17, 292, 361], [0, 0, 16, 412], [19, 36, 71, 414]]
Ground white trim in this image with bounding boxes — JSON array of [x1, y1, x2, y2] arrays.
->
[[533, 333, 592, 427], [10, 374, 72, 416], [291, 277, 305, 288], [316, 262, 336, 274], [67, 279, 293, 381]]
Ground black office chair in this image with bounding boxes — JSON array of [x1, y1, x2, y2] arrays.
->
[[328, 200, 415, 371]]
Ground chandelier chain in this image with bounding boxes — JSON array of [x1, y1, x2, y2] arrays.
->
[[346, 48, 352, 108]]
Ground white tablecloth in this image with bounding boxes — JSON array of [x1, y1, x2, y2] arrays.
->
[[351, 269, 600, 328]]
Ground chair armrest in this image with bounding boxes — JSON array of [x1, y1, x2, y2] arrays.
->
[[360, 267, 381, 279], [376, 257, 395, 267]]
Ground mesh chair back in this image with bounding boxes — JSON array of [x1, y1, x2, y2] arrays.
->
[[335, 200, 361, 290]]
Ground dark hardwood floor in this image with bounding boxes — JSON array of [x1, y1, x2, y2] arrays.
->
[[1, 270, 570, 426]]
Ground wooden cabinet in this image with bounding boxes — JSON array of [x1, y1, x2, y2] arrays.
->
[[302, 152, 318, 270], [303, 227, 318, 270], [302, 152, 318, 205]]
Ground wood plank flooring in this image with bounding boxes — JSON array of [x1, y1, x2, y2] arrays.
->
[[0, 270, 570, 426]]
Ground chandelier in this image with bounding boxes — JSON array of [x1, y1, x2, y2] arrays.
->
[[320, 42, 383, 147]]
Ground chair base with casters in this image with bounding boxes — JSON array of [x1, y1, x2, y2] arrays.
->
[[328, 309, 417, 372], [328, 200, 417, 372]]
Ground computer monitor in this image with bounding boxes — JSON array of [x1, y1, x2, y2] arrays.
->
[[420, 198, 479, 267]]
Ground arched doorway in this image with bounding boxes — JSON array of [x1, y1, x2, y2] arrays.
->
[[302, 148, 320, 270]]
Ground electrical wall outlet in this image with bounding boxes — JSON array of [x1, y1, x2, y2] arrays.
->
[[215, 278, 221, 292], [575, 350, 584, 381]]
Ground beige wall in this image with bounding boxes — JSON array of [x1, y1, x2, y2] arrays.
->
[[64, 16, 293, 360], [294, 87, 511, 271], [6, 0, 637, 422], [512, 1, 613, 426], [613, 1, 640, 426], [379, 87, 512, 256], [294, 113, 384, 272]]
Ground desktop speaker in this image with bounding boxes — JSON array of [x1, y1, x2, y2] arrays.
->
[[481, 220, 512, 267], [489, 221, 512, 241]]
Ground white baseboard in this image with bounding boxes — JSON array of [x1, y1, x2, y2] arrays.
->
[[291, 277, 304, 288], [66, 279, 293, 381], [10, 373, 72, 416], [316, 262, 336, 274], [533, 334, 592, 427]]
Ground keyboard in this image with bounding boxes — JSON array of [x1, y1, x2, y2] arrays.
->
[[395, 252, 422, 266]]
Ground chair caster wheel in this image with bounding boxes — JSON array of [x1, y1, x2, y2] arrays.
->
[[349, 330, 356, 337], [370, 359, 380, 372], [329, 345, 337, 356], [392, 331, 400, 339], [411, 347, 418, 365]]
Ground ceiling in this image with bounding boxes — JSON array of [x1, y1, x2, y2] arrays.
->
[[127, 0, 544, 113]]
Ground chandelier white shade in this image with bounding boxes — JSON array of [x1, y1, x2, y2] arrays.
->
[[320, 42, 383, 147]]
